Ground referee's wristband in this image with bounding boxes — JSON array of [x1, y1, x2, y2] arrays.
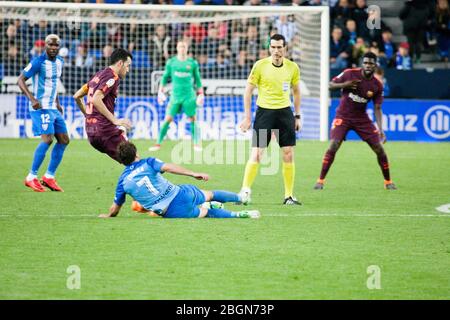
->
[[294, 114, 301, 120]]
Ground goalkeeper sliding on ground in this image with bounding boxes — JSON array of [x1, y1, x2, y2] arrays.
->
[[149, 41, 205, 152]]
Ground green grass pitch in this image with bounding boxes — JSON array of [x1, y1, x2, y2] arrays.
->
[[0, 138, 449, 299]]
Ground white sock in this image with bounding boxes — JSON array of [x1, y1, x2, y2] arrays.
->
[[44, 173, 55, 179], [26, 173, 37, 181]]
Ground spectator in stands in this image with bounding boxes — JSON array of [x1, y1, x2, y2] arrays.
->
[[107, 23, 122, 48], [29, 39, 46, 60], [149, 24, 172, 68], [81, 12, 107, 49], [4, 23, 20, 54], [218, 44, 232, 63], [369, 43, 388, 68], [197, 53, 214, 74], [436, 0, 450, 62], [331, 0, 353, 29], [215, 53, 230, 77], [274, 15, 296, 43], [187, 22, 207, 45], [399, 0, 435, 64], [32, 20, 52, 43], [330, 26, 350, 69], [3, 44, 26, 76], [352, 0, 369, 36], [344, 19, 358, 46], [96, 44, 113, 67], [396, 42, 412, 70], [243, 24, 260, 65], [230, 25, 244, 58], [351, 36, 367, 67], [235, 49, 250, 78], [243, 0, 261, 5], [258, 48, 269, 59], [374, 67, 390, 97], [381, 29, 396, 68], [304, 0, 324, 5], [199, 26, 220, 58], [74, 43, 95, 67], [126, 23, 149, 52], [362, 6, 388, 49]]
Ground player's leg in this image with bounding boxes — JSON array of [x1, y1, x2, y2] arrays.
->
[[239, 108, 274, 202], [42, 111, 69, 192], [314, 118, 348, 190], [150, 99, 180, 151], [184, 96, 201, 150], [202, 189, 249, 205], [277, 107, 301, 204], [354, 119, 397, 189], [188, 115, 202, 151], [200, 190, 259, 218], [368, 142, 397, 190], [25, 110, 54, 192], [101, 130, 127, 163]]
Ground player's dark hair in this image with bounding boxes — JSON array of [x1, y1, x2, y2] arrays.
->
[[363, 52, 378, 61], [117, 141, 137, 166], [270, 34, 286, 47], [110, 48, 133, 65]]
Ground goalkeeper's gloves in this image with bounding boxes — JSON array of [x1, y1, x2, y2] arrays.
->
[[157, 89, 167, 105], [196, 90, 205, 107]]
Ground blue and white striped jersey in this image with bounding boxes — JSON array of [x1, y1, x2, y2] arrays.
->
[[22, 52, 64, 111]]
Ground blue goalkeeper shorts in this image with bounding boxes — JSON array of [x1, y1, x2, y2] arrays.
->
[[164, 184, 206, 218]]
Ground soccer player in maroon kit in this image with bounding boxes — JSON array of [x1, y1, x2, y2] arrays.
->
[[73, 48, 133, 163], [314, 52, 397, 190]]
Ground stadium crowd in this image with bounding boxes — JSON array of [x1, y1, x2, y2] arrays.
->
[[0, 0, 449, 80]]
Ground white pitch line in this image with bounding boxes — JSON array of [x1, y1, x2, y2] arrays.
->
[[0, 213, 449, 218]]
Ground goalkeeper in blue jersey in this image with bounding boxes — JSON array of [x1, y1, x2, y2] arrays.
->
[[149, 41, 204, 152], [99, 142, 260, 219]]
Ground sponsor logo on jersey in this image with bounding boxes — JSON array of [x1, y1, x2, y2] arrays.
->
[[174, 71, 191, 78], [106, 78, 115, 88], [367, 91, 374, 98], [349, 92, 368, 103]]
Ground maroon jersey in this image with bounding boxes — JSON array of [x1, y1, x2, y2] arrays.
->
[[85, 67, 120, 136], [332, 68, 383, 120]]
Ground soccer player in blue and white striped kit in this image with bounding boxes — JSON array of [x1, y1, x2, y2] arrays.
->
[[99, 142, 260, 219], [18, 34, 69, 192]]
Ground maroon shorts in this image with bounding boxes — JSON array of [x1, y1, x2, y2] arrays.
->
[[330, 116, 380, 145], [88, 129, 127, 163]]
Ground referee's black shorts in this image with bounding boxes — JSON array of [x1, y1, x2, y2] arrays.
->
[[252, 106, 296, 148]]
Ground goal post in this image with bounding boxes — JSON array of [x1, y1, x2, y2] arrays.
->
[[0, 1, 329, 141]]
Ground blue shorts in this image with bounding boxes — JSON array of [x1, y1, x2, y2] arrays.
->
[[164, 184, 206, 218], [30, 109, 68, 136]]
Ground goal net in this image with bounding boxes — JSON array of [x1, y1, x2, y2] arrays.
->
[[0, 2, 329, 141]]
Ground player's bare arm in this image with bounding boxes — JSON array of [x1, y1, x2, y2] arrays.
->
[[239, 82, 256, 132], [17, 74, 41, 110], [92, 90, 132, 130], [374, 103, 386, 143], [99, 203, 122, 218], [161, 163, 209, 181], [56, 95, 63, 115], [292, 83, 301, 131], [73, 84, 88, 117], [329, 79, 361, 91]]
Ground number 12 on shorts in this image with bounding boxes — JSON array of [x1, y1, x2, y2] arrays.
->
[[137, 176, 160, 195]]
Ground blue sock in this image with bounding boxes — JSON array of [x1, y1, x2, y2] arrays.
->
[[30, 142, 51, 175], [212, 190, 240, 203], [206, 208, 237, 218], [46, 143, 67, 176]]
